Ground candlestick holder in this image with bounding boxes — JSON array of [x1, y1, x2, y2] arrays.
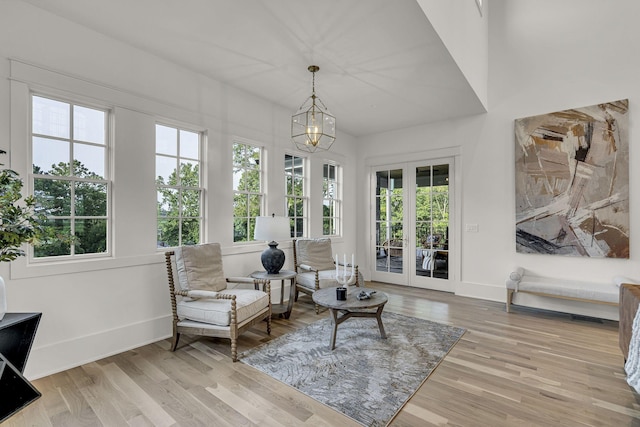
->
[[335, 253, 357, 298], [336, 271, 356, 287], [336, 265, 356, 300]]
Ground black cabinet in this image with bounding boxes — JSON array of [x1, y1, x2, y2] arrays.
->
[[0, 312, 42, 423]]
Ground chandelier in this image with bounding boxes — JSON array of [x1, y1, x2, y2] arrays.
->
[[291, 65, 336, 153]]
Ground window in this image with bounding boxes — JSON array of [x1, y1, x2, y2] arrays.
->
[[232, 141, 262, 242], [31, 95, 109, 258], [285, 154, 306, 237], [156, 124, 203, 247], [322, 163, 341, 236]]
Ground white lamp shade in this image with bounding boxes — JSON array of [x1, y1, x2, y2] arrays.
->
[[254, 216, 291, 242]]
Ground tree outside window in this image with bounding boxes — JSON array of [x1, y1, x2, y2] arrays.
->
[[31, 95, 109, 258], [322, 163, 340, 236], [232, 142, 262, 242], [156, 124, 203, 248], [415, 164, 449, 250], [285, 154, 306, 237]]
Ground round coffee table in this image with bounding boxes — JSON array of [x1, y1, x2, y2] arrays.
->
[[312, 287, 388, 350]]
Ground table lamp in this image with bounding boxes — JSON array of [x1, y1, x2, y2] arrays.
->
[[254, 214, 291, 274]]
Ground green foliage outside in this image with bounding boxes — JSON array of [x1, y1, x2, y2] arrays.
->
[[285, 154, 304, 238], [377, 184, 449, 247], [322, 168, 337, 236], [33, 160, 107, 257], [157, 162, 201, 247], [415, 185, 449, 246], [233, 143, 261, 242]]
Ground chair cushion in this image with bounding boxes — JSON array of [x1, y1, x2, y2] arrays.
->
[[176, 289, 269, 326], [296, 238, 335, 271], [296, 265, 362, 290], [174, 243, 227, 292]]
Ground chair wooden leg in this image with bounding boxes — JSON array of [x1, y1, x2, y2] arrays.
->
[[266, 315, 271, 335], [231, 338, 238, 362], [170, 331, 180, 351]]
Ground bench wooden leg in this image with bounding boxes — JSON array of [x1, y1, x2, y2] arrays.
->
[[506, 289, 514, 313]]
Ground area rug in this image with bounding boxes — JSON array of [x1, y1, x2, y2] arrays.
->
[[241, 312, 465, 427]]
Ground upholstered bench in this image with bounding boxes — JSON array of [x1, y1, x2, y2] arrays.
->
[[505, 267, 619, 313]]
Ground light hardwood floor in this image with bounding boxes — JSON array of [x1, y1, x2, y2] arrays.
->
[[6, 282, 640, 426]]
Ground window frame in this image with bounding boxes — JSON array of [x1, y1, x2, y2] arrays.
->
[[284, 153, 308, 238], [322, 162, 341, 237], [232, 140, 264, 243], [155, 123, 204, 249], [29, 93, 112, 262]]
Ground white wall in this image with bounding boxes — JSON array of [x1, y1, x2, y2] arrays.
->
[[417, 0, 489, 110], [0, 0, 359, 379], [357, 0, 640, 321]]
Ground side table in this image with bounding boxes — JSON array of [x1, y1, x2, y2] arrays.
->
[[250, 270, 297, 319], [0, 312, 42, 422]]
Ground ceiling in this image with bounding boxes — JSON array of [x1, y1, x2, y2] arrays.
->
[[22, 0, 486, 137]]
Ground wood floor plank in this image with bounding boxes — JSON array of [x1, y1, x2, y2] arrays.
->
[[7, 281, 640, 426], [65, 365, 130, 426], [99, 362, 175, 427]]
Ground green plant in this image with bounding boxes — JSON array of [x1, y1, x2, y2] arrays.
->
[[0, 150, 47, 262]]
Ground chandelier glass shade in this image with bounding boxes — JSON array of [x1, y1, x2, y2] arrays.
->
[[291, 65, 336, 153]]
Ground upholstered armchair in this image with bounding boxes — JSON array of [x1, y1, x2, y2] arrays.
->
[[164, 243, 271, 362], [292, 238, 362, 313]]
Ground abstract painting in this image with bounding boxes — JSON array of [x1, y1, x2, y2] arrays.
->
[[514, 99, 629, 257]]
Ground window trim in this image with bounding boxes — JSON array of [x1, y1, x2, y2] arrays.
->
[[155, 123, 205, 249], [284, 152, 308, 238], [29, 92, 113, 262], [232, 139, 264, 244], [321, 162, 342, 237]]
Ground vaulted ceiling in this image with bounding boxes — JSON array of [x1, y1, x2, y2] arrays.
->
[[23, 0, 486, 137]]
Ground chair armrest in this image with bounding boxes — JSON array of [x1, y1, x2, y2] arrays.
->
[[298, 263, 319, 272], [226, 276, 256, 285], [175, 289, 220, 299], [337, 261, 357, 268], [226, 277, 271, 295]]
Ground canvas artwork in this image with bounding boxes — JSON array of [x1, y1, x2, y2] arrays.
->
[[514, 99, 629, 258]]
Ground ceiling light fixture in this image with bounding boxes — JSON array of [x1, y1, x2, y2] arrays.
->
[[291, 65, 336, 153]]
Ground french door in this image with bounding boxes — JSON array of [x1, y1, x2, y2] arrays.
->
[[371, 159, 453, 292]]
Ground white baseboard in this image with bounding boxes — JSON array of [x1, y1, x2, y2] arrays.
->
[[24, 315, 172, 380], [455, 280, 506, 302]]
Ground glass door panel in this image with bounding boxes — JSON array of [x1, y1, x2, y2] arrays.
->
[[374, 169, 406, 278], [414, 164, 449, 282]]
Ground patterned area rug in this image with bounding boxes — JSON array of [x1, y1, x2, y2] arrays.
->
[[241, 312, 465, 427]]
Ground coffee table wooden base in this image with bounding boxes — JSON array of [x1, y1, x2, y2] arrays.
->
[[328, 305, 387, 350], [312, 287, 389, 350]]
